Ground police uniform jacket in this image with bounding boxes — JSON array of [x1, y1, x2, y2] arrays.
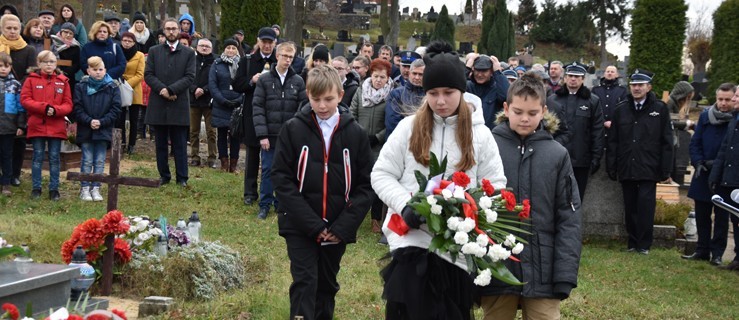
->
[[606, 92, 674, 181], [552, 85, 604, 168], [592, 77, 627, 123], [709, 112, 739, 188]]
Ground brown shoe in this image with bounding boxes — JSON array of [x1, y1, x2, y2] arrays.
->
[[229, 158, 240, 173], [371, 219, 382, 233], [1, 185, 11, 196], [220, 157, 229, 172]]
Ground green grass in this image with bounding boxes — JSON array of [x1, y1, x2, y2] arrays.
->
[[1, 146, 738, 319]]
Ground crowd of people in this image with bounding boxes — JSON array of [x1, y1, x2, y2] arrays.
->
[[1, 4, 738, 320]]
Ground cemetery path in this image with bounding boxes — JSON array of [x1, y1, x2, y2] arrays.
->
[[104, 296, 139, 319]]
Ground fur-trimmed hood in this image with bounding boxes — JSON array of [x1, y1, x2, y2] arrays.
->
[[555, 84, 591, 99], [494, 109, 561, 135]]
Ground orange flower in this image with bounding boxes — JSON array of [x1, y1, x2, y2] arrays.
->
[[101, 210, 130, 235], [61, 239, 79, 264], [77, 218, 104, 248], [114, 238, 132, 264]]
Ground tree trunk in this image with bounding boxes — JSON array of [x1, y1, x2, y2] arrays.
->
[[203, 0, 216, 40], [167, 0, 177, 20], [82, 0, 96, 32], [283, 0, 296, 43], [386, 0, 399, 49], [379, 0, 389, 38], [598, 0, 608, 68], [472, 0, 478, 20], [190, 0, 203, 36], [294, 0, 306, 53]]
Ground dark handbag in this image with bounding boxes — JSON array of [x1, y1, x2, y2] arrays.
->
[[229, 103, 244, 137]]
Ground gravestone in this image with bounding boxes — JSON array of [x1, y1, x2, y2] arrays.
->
[[337, 30, 350, 42], [406, 37, 417, 51], [0, 262, 108, 316], [459, 42, 473, 54], [332, 43, 345, 59], [581, 166, 627, 239]]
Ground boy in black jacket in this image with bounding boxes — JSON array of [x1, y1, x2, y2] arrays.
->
[[272, 65, 373, 320]]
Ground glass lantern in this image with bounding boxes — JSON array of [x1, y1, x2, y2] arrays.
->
[[187, 211, 201, 243], [155, 235, 168, 257], [69, 245, 95, 300], [14, 244, 33, 274]]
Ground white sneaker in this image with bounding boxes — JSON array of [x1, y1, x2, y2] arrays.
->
[[80, 187, 92, 201], [91, 187, 103, 202]]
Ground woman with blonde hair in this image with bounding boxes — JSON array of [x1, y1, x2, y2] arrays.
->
[[301, 44, 331, 82], [80, 21, 127, 80], [371, 41, 507, 319]]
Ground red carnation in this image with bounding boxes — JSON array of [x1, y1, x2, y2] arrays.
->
[[67, 315, 85, 320], [114, 238, 133, 264], [452, 171, 471, 188], [519, 199, 531, 219], [501, 190, 517, 211], [1, 303, 19, 320], [101, 210, 130, 235], [84, 315, 107, 320], [481, 179, 495, 196], [112, 309, 128, 320]]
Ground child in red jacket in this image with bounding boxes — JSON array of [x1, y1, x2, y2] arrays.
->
[[20, 50, 73, 200]]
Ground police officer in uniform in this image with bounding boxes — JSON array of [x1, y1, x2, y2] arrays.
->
[[552, 62, 604, 200], [393, 50, 422, 87], [607, 70, 674, 255]]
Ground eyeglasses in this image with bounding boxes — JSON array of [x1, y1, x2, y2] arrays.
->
[[352, 66, 364, 70], [164, 27, 179, 32], [279, 54, 294, 60], [40, 60, 57, 64], [334, 67, 346, 71], [197, 45, 212, 48]]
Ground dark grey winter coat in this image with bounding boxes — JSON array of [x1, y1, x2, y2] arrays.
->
[[143, 43, 196, 126], [252, 65, 307, 145], [208, 58, 243, 128], [482, 112, 582, 300], [552, 85, 605, 168]]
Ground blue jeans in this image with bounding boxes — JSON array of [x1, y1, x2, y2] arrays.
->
[[259, 147, 278, 209], [31, 138, 62, 191], [153, 125, 188, 183], [80, 141, 107, 187]]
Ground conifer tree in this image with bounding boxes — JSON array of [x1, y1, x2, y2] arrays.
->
[[706, 0, 739, 101], [516, 0, 538, 33], [431, 5, 456, 49]]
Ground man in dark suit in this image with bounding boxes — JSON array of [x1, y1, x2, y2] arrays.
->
[[144, 18, 196, 187], [233, 27, 278, 205]]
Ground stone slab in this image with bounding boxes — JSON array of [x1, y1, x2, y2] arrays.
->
[[0, 262, 78, 313], [582, 167, 627, 239], [652, 225, 677, 248], [138, 296, 175, 318]]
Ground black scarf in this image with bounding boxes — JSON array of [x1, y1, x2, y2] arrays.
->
[[122, 44, 138, 61]]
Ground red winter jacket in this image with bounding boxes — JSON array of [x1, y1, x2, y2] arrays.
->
[[20, 69, 73, 139]]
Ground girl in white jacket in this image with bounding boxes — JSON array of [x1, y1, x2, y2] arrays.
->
[[371, 42, 507, 320]]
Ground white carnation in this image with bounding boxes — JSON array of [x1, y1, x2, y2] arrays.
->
[[461, 242, 480, 255], [447, 217, 462, 231], [441, 189, 453, 199], [426, 195, 438, 206], [476, 234, 490, 247], [504, 234, 517, 247], [137, 219, 149, 230], [479, 196, 493, 210], [453, 231, 469, 245], [133, 237, 144, 246], [148, 228, 163, 237], [137, 232, 151, 242], [485, 209, 497, 223], [453, 186, 466, 199], [488, 244, 511, 262], [512, 242, 524, 255], [474, 269, 492, 286], [430, 204, 443, 215], [458, 218, 477, 233]]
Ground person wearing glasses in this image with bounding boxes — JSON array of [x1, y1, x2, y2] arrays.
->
[[351, 55, 370, 82], [80, 21, 127, 81], [251, 41, 307, 219], [117, 32, 145, 155], [330, 56, 358, 107], [143, 19, 196, 187], [187, 38, 216, 168], [20, 50, 73, 200]]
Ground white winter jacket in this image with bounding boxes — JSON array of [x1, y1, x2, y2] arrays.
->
[[371, 93, 507, 271]]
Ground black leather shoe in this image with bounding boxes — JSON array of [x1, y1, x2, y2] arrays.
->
[[718, 260, 739, 270], [681, 253, 710, 261], [11, 178, 20, 187], [30, 189, 41, 199], [637, 249, 649, 255], [625, 248, 636, 253], [49, 190, 60, 201], [257, 207, 269, 220], [710, 257, 723, 266], [244, 197, 255, 205], [159, 178, 171, 185], [177, 181, 188, 187]]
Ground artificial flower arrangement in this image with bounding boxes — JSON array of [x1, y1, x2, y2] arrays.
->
[[1, 295, 127, 320], [388, 153, 531, 286], [124, 216, 190, 250], [60, 210, 132, 273]]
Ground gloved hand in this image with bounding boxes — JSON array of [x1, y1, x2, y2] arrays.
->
[[368, 134, 379, 147], [226, 100, 241, 108], [709, 182, 718, 194], [704, 160, 714, 170], [590, 161, 601, 175], [401, 205, 425, 229], [607, 171, 617, 181], [694, 161, 708, 179]]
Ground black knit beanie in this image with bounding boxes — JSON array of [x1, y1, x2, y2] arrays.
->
[[312, 45, 329, 62], [422, 42, 466, 93], [133, 12, 147, 25]]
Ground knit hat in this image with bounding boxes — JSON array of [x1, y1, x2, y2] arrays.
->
[[422, 42, 466, 93], [60, 22, 76, 33], [670, 81, 694, 101], [312, 45, 330, 62], [223, 38, 239, 49], [132, 12, 146, 24], [120, 32, 136, 42]]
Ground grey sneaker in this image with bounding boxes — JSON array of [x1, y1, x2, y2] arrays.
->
[[91, 187, 103, 201], [80, 187, 92, 201]]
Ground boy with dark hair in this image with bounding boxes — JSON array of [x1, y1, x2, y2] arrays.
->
[[0, 52, 25, 196], [272, 64, 373, 320], [483, 72, 582, 319]]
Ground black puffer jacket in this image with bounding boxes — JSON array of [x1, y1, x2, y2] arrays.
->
[[232, 52, 276, 147], [552, 85, 604, 168], [272, 104, 373, 243], [483, 112, 582, 299], [709, 113, 739, 188], [341, 70, 360, 107], [189, 52, 214, 108], [252, 65, 307, 145], [607, 92, 674, 181]]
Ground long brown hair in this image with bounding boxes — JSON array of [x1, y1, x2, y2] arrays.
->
[[409, 95, 475, 171]]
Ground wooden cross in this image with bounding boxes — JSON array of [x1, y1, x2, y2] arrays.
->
[[66, 129, 161, 295]]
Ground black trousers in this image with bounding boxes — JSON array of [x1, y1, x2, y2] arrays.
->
[[243, 145, 259, 200], [11, 137, 25, 179], [153, 125, 188, 183], [716, 187, 739, 262], [573, 167, 590, 202], [115, 105, 141, 147], [621, 180, 657, 250], [285, 235, 346, 320], [693, 200, 730, 259]]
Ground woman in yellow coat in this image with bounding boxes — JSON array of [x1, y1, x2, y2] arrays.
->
[[118, 32, 145, 154]]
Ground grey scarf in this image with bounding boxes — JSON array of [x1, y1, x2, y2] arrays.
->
[[708, 104, 733, 125], [220, 53, 240, 80]]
